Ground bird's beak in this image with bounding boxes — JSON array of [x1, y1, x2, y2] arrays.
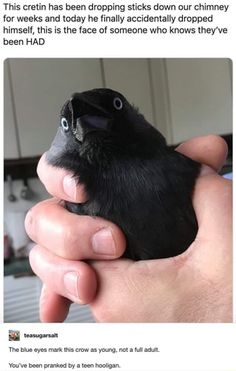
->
[[46, 127, 69, 163], [74, 114, 111, 142]]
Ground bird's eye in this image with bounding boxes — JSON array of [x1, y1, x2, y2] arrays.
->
[[113, 97, 123, 110], [61, 117, 69, 132]]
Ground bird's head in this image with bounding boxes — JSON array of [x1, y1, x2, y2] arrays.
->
[[46, 88, 166, 171]]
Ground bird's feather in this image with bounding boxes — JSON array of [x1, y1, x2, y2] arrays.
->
[[46, 88, 200, 260]]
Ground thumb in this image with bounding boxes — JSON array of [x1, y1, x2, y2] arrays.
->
[[37, 152, 87, 202]]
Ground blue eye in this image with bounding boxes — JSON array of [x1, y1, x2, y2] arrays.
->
[[61, 117, 69, 132], [113, 97, 123, 110]]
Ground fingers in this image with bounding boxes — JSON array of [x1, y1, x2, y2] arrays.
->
[[40, 285, 71, 322], [25, 198, 126, 260], [37, 153, 87, 202], [30, 245, 97, 305], [176, 135, 228, 172]]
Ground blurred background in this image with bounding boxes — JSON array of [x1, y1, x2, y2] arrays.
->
[[4, 58, 232, 322]]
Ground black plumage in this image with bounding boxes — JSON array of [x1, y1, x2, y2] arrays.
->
[[46, 88, 200, 260]]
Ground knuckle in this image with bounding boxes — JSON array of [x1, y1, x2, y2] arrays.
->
[[207, 134, 228, 153]]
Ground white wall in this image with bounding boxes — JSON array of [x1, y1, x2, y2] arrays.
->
[[4, 58, 232, 158]]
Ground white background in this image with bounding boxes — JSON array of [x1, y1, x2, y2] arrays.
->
[[0, 0, 235, 370]]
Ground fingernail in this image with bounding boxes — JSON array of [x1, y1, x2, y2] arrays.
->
[[63, 175, 77, 200], [92, 228, 116, 255], [63, 272, 80, 299]]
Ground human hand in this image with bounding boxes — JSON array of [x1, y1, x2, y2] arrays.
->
[[26, 135, 232, 322], [25, 157, 126, 322]]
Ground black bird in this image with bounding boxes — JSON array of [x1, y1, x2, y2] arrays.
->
[[46, 88, 200, 260]]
